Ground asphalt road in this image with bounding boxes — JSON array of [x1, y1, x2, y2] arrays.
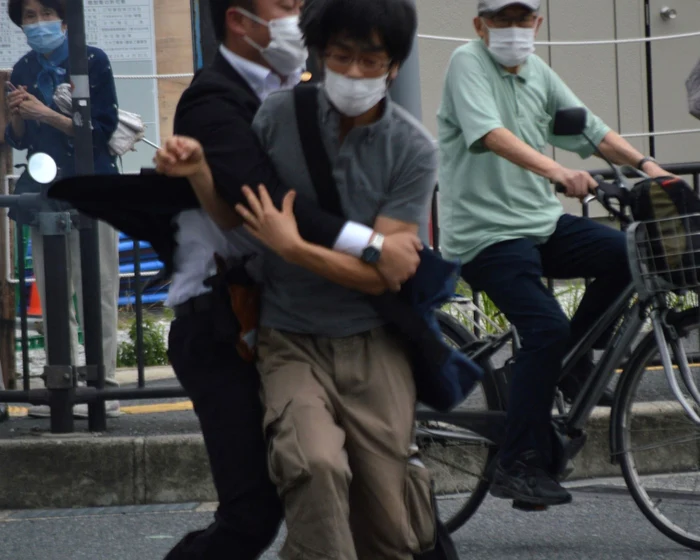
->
[[2, 477, 699, 560]]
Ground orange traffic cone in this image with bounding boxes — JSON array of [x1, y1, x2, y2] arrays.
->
[[27, 282, 42, 317]]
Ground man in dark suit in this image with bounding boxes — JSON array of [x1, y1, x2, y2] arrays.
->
[[49, 1, 452, 557], [163, 0, 433, 558]]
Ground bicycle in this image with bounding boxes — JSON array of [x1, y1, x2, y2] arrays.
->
[[415, 107, 700, 551]]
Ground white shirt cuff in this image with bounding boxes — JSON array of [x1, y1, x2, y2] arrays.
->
[[333, 221, 374, 258]]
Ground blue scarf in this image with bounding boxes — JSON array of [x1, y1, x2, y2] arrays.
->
[[35, 37, 69, 106]]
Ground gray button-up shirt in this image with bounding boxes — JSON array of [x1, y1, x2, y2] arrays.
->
[[252, 86, 438, 337]]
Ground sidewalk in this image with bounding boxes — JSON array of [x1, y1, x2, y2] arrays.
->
[[0, 367, 697, 510]]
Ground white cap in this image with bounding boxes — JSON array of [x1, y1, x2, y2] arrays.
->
[[477, 0, 541, 15]]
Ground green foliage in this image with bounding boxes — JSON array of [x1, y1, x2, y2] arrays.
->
[[117, 318, 168, 368], [554, 280, 586, 320], [667, 291, 699, 311]]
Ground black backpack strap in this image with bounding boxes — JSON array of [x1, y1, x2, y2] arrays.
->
[[293, 84, 343, 217]]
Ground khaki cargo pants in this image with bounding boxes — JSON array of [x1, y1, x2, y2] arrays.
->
[[257, 326, 436, 560]]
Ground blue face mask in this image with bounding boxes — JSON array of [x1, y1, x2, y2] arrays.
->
[[23, 21, 66, 54]]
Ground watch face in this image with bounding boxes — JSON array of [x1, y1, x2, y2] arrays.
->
[[362, 246, 381, 264]]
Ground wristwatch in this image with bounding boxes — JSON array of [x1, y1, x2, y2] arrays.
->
[[637, 156, 657, 171], [361, 232, 385, 264]]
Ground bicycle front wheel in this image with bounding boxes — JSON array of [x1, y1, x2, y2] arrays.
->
[[416, 311, 504, 533], [615, 306, 700, 550]]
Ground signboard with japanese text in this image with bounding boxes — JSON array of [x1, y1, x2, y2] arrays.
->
[[0, 0, 156, 68]]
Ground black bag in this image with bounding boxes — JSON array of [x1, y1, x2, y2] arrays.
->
[[629, 176, 700, 288]]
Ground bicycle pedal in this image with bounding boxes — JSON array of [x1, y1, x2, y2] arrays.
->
[[512, 500, 549, 512]]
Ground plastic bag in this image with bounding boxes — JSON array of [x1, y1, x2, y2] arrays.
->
[[53, 83, 146, 156]]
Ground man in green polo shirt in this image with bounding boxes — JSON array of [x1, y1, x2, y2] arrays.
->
[[437, 0, 671, 508]]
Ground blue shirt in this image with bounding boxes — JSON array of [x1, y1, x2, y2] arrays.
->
[[5, 45, 119, 181]]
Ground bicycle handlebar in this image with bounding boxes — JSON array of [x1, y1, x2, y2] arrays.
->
[[555, 176, 632, 225]]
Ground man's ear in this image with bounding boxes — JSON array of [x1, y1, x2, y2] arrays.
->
[[474, 16, 487, 41], [226, 7, 248, 38], [534, 15, 544, 36], [388, 63, 400, 82]]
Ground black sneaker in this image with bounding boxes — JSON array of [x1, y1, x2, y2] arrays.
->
[[490, 451, 573, 507]]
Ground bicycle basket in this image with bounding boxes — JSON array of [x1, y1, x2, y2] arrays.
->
[[627, 213, 700, 296]]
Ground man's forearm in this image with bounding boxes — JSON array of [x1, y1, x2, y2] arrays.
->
[[189, 159, 370, 252], [284, 240, 387, 295], [188, 163, 243, 229], [596, 131, 645, 167], [483, 127, 561, 180], [597, 131, 671, 176]]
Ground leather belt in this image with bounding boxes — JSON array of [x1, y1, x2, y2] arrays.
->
[[173, 292, 217, 318]]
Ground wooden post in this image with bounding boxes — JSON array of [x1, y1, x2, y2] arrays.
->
[[154, 0, 194, 145], [0, 70, 16, 390]]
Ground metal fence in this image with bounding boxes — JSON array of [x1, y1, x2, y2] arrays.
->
[[2, 162, 700, 434]]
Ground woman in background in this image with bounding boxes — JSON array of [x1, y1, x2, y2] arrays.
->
[[4, 0, 121, 418]]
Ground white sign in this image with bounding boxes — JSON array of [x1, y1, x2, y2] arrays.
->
[[0, 0, 155, 69]]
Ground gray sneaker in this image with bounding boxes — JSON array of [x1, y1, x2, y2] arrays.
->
[[73, 401, 121, 419], [28, 401, 121, 419]]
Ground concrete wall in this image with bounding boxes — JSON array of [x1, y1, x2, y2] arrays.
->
[[415, 0, 700, 217]]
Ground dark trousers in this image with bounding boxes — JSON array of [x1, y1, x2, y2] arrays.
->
[[164, 310, 283, 559], [461, 214, 630, 469]]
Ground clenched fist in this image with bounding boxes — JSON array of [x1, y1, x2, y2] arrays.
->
[[154, 135, 205, 178]]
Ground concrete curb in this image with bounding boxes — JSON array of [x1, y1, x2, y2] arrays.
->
[[0, 405, 696, 510], [114, 365, 175, 386]]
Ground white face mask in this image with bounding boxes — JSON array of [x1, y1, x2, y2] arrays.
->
[[238, 9, 308, 76], [485, 25, 536, 68], [323, 68, 388, 117]]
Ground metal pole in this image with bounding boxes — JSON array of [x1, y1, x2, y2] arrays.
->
[[40, 212, 74, 434], [134, 240, 145, 388], [388, 3, 422, 121], [388, 0, 428, 243], [65, 1, 106, 431], [16, 224, 30, 390]]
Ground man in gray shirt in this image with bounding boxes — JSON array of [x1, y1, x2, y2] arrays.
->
[[233, 1, 439, 558]]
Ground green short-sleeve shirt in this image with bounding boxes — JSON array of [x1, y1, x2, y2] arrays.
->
[[437, 40, 611, 264]]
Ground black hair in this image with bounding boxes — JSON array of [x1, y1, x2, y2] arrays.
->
[[209, 0, 256, 43], [8, 0, 65, 27], [300, 0, 417, 65]]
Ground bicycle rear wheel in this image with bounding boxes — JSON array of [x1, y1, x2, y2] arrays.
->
[[615, 306, 700, 550], [416, 311, 504, 533]]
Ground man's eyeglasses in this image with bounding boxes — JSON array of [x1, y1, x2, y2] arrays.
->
[[482, 12, 538, 28], [324, 51, 391, 74]]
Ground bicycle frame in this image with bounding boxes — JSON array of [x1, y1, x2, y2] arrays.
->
[[565, 283, 642, 431], [434, 282, 646, 448]]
